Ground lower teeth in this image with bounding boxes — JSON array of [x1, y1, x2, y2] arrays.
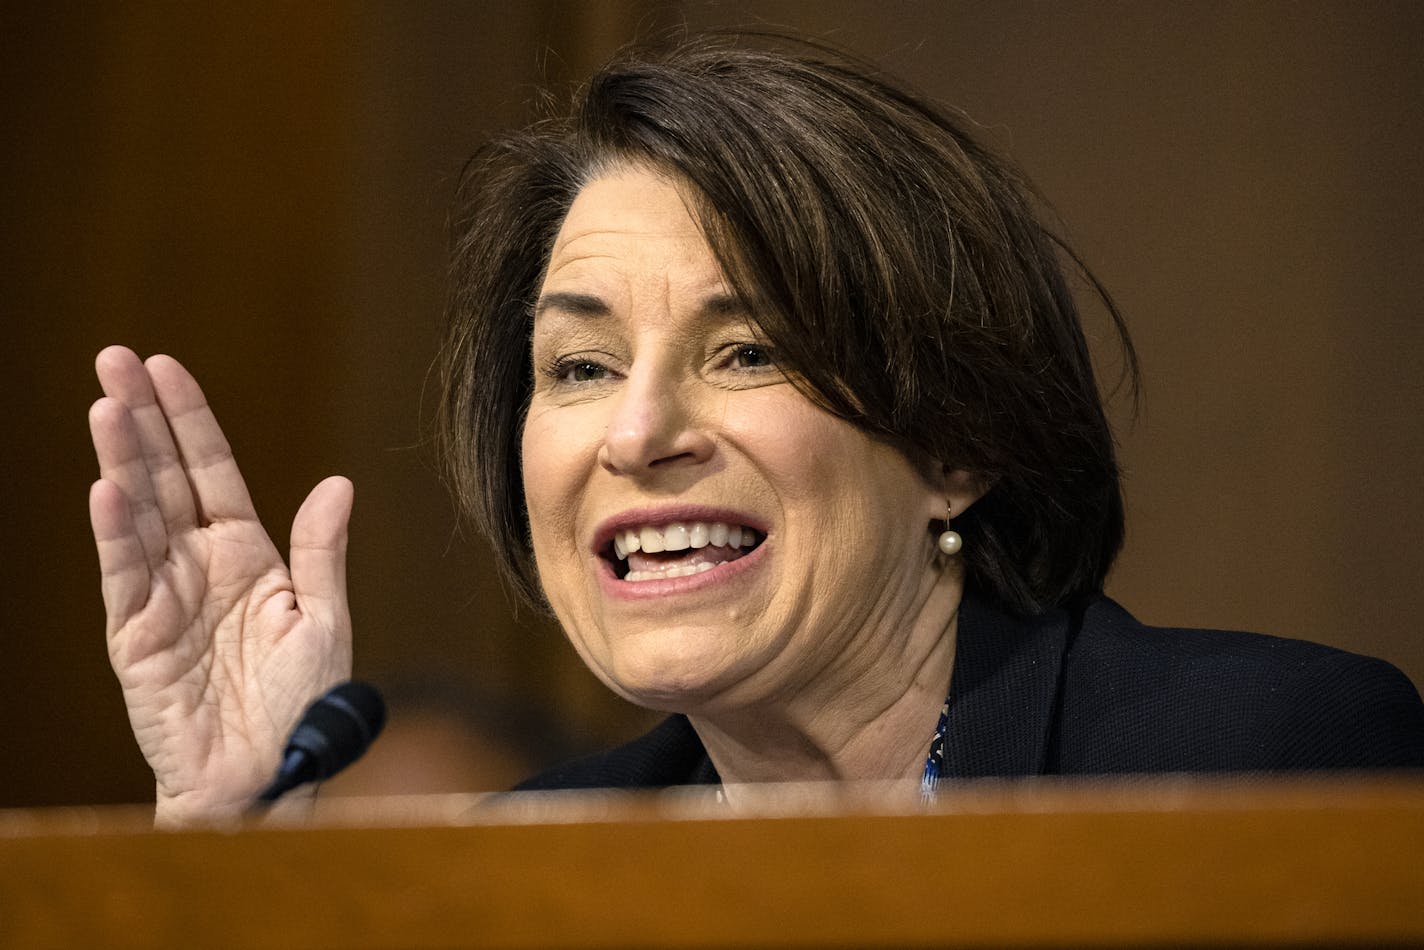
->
[[624, 561, 719, 583]]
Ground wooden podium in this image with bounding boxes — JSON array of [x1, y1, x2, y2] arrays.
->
[[3, 775, 1422, 948]]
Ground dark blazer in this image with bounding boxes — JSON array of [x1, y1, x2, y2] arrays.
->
[[518, 595, 1424, 790]]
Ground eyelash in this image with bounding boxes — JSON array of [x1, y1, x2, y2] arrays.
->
[[538, 342, 778, 386], [722, 343, 776, 370], [544, 356, 610, 384]]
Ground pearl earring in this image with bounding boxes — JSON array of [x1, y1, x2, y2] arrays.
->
[[937, 503, 963, 556]]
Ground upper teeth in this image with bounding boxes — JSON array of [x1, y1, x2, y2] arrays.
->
[[612, 521, 756, 559]]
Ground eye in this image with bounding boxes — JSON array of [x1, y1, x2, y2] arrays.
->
[[539, 356, 612, 385], [727, 344, 775, 370], [562, 360, 608, 383]]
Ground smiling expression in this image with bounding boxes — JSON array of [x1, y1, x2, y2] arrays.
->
[[521, 166, 950, 716]]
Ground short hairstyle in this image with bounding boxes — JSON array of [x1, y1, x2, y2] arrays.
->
[[435, 32, 1137, 617]]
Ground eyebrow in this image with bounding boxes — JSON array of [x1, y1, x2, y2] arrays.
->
[[534, 291, 608, 318], [533, 290, 750, 320]]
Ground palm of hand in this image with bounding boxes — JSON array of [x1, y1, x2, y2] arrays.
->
[[90, 347, 353, 822]]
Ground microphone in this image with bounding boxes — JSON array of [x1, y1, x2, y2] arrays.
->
[[252, 680, 386, 809]]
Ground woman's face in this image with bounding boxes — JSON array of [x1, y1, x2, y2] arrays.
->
[[522, 166, 948, 716]]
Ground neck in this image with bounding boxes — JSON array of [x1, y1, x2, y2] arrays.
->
[[688, 573, 963, 788]]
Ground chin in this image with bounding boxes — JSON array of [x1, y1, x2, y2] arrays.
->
[[595, 627, 755, 713]]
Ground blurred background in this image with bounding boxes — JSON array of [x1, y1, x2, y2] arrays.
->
[[3, 1, 1421, 806]]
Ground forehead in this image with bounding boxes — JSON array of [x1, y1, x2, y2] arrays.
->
[[543, 168, 721, 283]]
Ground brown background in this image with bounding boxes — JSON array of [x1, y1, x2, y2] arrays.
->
[[3, 1, 1421, 807]]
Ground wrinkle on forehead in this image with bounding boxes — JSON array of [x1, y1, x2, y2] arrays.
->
[[550, 210, 703, 258], [540, 168, 733, 311], [547, 168, 708, 260]]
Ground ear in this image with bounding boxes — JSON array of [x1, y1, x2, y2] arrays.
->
[[925, 466, 991, 523]]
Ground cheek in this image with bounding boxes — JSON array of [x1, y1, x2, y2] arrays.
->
[[739, 404, 900, 504], [519, 411, 557, 537], [737, 404, 931, 552], [519, 407, 593, 569]]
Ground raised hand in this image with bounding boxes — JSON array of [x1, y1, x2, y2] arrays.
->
[[88, 346, 353, 825]]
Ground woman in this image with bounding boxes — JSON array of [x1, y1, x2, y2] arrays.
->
[[88, 35, 1423, 823]]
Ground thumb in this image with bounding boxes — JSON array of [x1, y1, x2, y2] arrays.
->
[[289, 475, 354, 629]]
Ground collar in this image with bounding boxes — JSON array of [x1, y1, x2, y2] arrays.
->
[[679, 594, 1078, 786], [941, 594, 1075, 777]]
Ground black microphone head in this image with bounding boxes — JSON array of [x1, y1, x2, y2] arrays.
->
[[285, 680, 387, 782]]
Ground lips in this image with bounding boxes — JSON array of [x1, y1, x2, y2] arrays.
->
[[598, 517, 764, 583]]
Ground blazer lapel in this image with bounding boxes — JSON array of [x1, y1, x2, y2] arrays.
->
[[942, 595, 1072, 777]]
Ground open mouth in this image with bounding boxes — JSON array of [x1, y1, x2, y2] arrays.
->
[[604, 520, 764, 582]]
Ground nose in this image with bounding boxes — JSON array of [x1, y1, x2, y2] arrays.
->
[[598, 367, 716, 475]]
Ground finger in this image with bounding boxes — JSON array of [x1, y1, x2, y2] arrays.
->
[[144, 354, 259, 524], [95, 346, 199, 534], [289, 476, 354, 633], [89, 479, 152, 636], [89, 396, 170, 571]]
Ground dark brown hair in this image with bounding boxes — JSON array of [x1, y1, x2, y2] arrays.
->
[[436, 32, 1137, 616]]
